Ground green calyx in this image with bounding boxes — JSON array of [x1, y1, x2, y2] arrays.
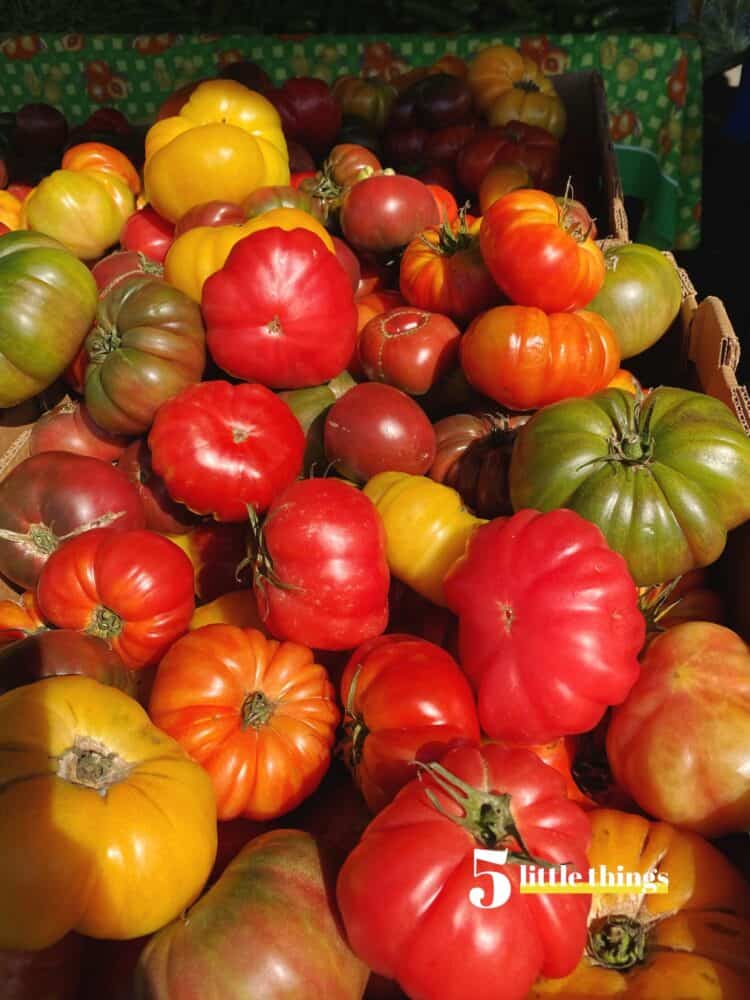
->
[[88, 605, 124, 640], [241, 690, 276, 729], [587, 915, 648, 970], [87, 322, 122, 363], [421, 204, 475, 257]]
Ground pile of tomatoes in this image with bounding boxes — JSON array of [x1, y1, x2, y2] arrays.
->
[[0, 42, 749, 1000]]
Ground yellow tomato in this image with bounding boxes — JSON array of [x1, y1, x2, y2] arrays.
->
[[468, 44, 559, 115], [529, 809, 750, 998], [0, 190, 23, 231], [25, 169, 123, 260], [144, 80, 289, 223], [164, 207, 335, 302], [82, 169, 135, 226], [363, 471, 486, 607], [0, 675, 217, 950], [487, 87, 567, 140], [189, 590, 265, 631]]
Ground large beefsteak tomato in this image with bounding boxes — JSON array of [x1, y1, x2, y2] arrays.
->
[[337, 743, 592, 1000], [443, 509, 645, 744], [148, 625, 339, 820], [203, 227, 357, 389], [148, 381, 305, 522], [455, 123, 559, 194], [0, 675, 216, 950], [509, 386, 750, 586], [36, 528, 195, 670], [340, 633, 480, 813], [251, 477, 390, 651]]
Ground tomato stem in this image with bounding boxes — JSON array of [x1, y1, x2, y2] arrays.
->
[[587, 915, 647, 970], [88, 605, 124, 640], [87, 322, 123, 363], [241, 690, 276, 729], [57, 735, 131, 794]]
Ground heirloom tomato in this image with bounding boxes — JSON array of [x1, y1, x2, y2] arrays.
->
[[0, 451, 144, 589], [332, 75, 397, 130], [242, 183, 325, 222], [0, 231, 97, 407], [166, 522, 249, 601], [487, 86, 566, 139], [363, 471, 486, 606], [423, 123, 476, 165], [456, 122, 559, 194], [399, 215, 502, 324], [266, 77, 342, 156], [0, 590, 46, 646], [340, 633, 480, 812], [509, 386, 750, 586], [149, 625, 339, 820], [91, 249, 163, 294], [443, 509, 645, 744], [144, 80, 289, 222], [277, 370, 356, 475], [173, 199, 245, 236], [357, 307, 461, 395], [468, 44, 557, 112], [62, 141, 141, 194], [337, 743, 591, 1000], [117, 439, 197, 535], [607, 622, 750, 838], [478, 162, 531, 211], [0, 190, 23, 231], [479, 189, 605, 312], [0, 675, 216, 950], [84, 274, 206, 435], [120, 205, 174, 263], [148, 381, 304, 522], [530, 809, 750, 998], [188, 590, 264, 632], [29, 399, 130, 463], [340, 173, 440, 252], [0, 934, 82, 1000], [331, 235, 361, 290], [251, 477, 390, 651], [203, 227, 357, 389], [36, 528, 195, 670], [460, 305, 620, 411]]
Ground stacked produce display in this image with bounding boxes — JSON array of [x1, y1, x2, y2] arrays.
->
[[0, 41, 748, 1000]]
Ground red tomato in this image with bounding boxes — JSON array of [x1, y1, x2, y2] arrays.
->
[[460, 305, 620, 410], [357, 306, 461, 395], [148, 381, 305, 522], [355, 254, 392, 298], [383, 127, 428, 168], [416, 163, 458, 192], [426, 183, 458, 224], [91, 249, 163, 294], [423, 124, 476, 165], [331, 235, 361, 291], [120, 205, 174, 263], [456, 123, 560, 194], [169, 522, 249, 602], [324, 382, 436, 483], [116, 438, 198, 535], [399, 215, 501, 324], [266, 77, 342, 157], [351, 289, 407, 379], [290, 170, 317, 190], [336, 743, 592, 1000], [285, 138, 315, 173], [340, 174, 440, 253], [202, 227, 357, 389], [340, 633, 480, 813], [443, 509, 645, 744], [29, 399, 130, 463], [479, 189, 605, 312], [36, 528, 195, 670], [149, 625, 340, 821], [173, 200, 245, 238], [252, 478, 390, 651]]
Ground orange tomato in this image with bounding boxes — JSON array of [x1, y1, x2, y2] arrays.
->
[[478, 162, 531, 213], [0, 191, 23, 231], [62, 142, 141, 195], [467, 44, 558, 114], [606, 367, 641, 394], [0, 591, 46, 645]]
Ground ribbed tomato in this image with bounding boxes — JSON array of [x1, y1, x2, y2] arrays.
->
[[28, 399, 131, 462]]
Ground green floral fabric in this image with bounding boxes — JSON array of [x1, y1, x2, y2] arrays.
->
[[0, 31, 702, 248]]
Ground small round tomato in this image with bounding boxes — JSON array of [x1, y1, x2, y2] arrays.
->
[[357, 307, 461, 395], [340, 174, 440, 253], [120, 206, 175, 263], [325, 382, 436, 483]]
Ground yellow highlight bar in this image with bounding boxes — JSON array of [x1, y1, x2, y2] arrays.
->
[[520, 883, 670, 895]]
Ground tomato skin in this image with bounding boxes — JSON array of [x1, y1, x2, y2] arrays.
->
[[148, 381, 305, 522], [423, 123, 476, 165], [149, 625, 340, 821], [336, 743, 592, 1000], [116, 438, 198, 535], [266, 77, 342, 157], [456, 123, 559, 194], [340, 173, 440, 252], [37, 527, 196, 670], [91, 249, 164, 294], [29, 399, 131, 463], [460, 305, 620, 411], [242, 184, 325, 222], [332, 75, 397, 130], [120, 205, 174, 263], [444, 509, 645, 744], [252, 478, 390, 652], [172, 200, 245, 237], [324, 382, 436, 483], [340, 633, 480, 813], [167, 522, 248, 602], [62, 142, 141, 194], [203, 227, 357, 390], [426, 183, 458, 224], [0, 675, 217, 951], [358, 307, 461, 395], [0, 933, 83, 1000], [331, 235, 361, 291], [480, 190, 605, 312], [607, 622, 750, 838], [0, 590, 46, 646], [478, 162, 531, 212]]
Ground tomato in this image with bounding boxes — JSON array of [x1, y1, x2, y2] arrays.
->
[[242, 183, 325, 222], [332, 235, 361, 291], [165, 522, 249, 602], [0, 452, 145, 589], [363, 472, 485, 607], [189, 590, 264, 632], [478, 162, 531, 212], [509, 737, 596, 810], [382, 126, 428, 168], [84, 274, 206, 435], [586, 243, 683, 360], [0, 675, 217, 950], [149, 625, 339, 820], [0, 190, 23, 231], [640, 570, 725, 631], [202, 227, 357, 389], [510, 386, 750, 586], [401, 73, 475, 130], [0, 231, 97, 407], [337, 743, 592, 1000], [487, 88, 566, 139], [426, 183, 458, 224], [340, 173, 440, 252], [530, 809, 750, 998], [277, 370, 356, 474], [461, 306, 620, 411], [357, 307, 460, 395], [135, 830, 369, 1000], [0, 629, 136, 697], [444, 509, 645, 744], [173, 200, 245, 237], [91, 249, 164, 294], [468, 44, 559, 114], [324, 382, 436, 482], [0, 934, 83, 1000], [479, 190, 605, 312], [116, 438, 198, 534], [266, 77, 342, 157], [325, 142, 382, 189], [217, 59, 272, 92], [356, 253, 392, 297], [29, 398, 131, 462], [120, 205, 174, 263], [607, 368, 641, 394], [286, 139, 315, 173], [0, 590, 46, 645], [144, 80, 289, 223], [149, 381, 305, 522], [456, 123, 560, 194], [340, 633, 480, 813], [37, 527, 195, 669], [399, 215, 502, 325], [62, 141, 141, 194], [606, 622, 750, 838], [251, 478, 390, 651], [332, 75, 397, 130], [423, 124, 476, 165]]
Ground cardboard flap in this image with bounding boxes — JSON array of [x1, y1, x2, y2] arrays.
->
[[687, 296, 742, 379]]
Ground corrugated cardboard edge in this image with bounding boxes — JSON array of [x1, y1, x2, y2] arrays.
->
[[592, 71, 629, 243]]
